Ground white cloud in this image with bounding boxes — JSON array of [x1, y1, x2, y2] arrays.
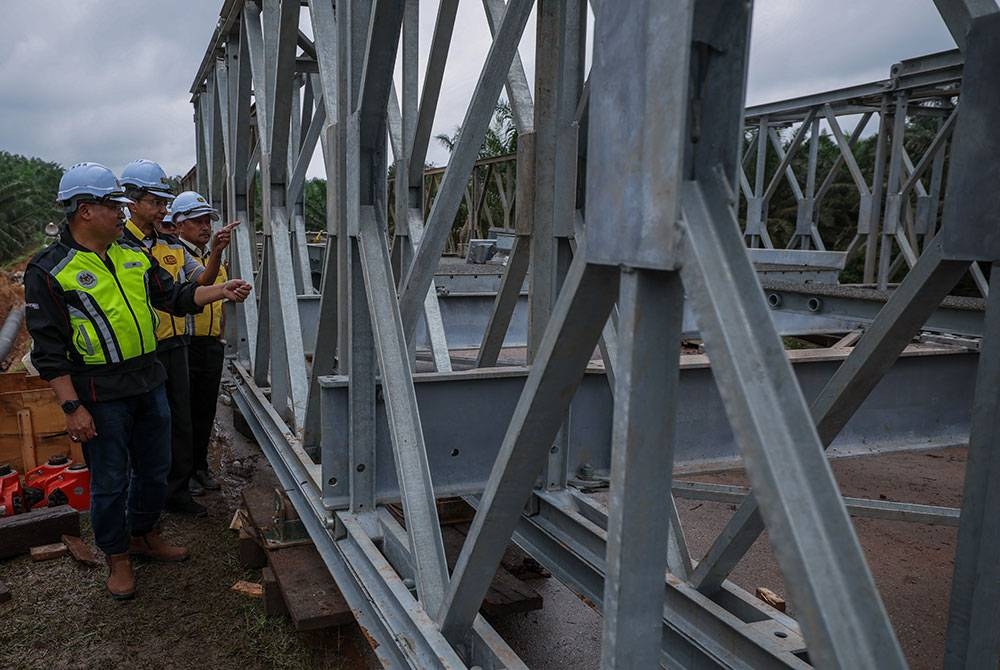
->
[[0, 0, 220, 175]]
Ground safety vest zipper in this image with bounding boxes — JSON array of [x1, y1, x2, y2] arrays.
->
[[106, 260, 147, 355]]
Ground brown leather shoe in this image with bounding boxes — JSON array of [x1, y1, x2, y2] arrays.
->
[[105, 553, 136, 600], [129, 529, 190, 562]]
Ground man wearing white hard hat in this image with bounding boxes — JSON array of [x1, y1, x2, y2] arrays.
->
[[173, 191, 240, 497], [120, 161, 231, 517]]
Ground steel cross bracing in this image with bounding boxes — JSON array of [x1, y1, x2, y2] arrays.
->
[[189, 0, 1000, 668]]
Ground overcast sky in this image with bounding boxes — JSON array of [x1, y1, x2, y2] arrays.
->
[[0, 1, 956, 182]]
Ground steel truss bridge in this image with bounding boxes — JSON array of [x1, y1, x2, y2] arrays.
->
[[188, 1, 1000, 668]]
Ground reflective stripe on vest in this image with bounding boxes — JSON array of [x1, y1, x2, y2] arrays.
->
[[50, 245, 157, 365]]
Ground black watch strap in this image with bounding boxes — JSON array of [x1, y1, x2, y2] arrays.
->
[[61, 400, 82, 414]]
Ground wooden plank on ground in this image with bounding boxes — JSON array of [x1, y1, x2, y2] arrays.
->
[[241, 484, 275, 536], [0, 505, 80, 559], [61, 534, 100, 568], [441, 525, 543, 616], [231, 580, 263, 598], [30, 542, 68, 562], [452, 521, 551, 581], [268, 544, 353, 630], [238, 527, 268, 569], [436, 497, 476, 525], [386, 501, 544, 614], [261, 566, 288, 618], [756, 586, 787, 612]]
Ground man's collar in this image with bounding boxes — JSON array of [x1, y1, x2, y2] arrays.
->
[[124, 219, 154, 242], [178, 235, 207, 256], [60, 224, 114, 255]]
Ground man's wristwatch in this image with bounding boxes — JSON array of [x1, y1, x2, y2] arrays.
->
[[61, 399, 82, 414]]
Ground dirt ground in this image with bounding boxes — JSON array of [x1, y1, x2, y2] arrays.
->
[[0, 385, 969, 670], [678, 446, 966, 670], [0, 259, 31, 372], [0, 398, 375, 670]]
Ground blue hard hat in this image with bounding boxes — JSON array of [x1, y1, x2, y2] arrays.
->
[[120, 159, 175, 199], [57, 162, 135, 209], [171, 191, 220, 223]]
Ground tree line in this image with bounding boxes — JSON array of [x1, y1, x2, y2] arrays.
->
[[0, 107, 948, 283], [0, 151, 63, 264]]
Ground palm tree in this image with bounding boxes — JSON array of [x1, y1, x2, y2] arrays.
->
[[435, 99, 518, 158], [432, 100, 519, 250]]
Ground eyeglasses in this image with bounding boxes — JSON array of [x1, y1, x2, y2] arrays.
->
[[139, 196, 171, 210]]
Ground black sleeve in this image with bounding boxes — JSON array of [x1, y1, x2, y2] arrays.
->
[[146, 252, 203, 316], [23, 264, 74, 381]]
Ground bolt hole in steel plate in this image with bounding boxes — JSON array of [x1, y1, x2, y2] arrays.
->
[[328, 477, 337, 487], [767, 293, 782, 308], [451, 448, 460, 457], [774, 631, 789, 639], [356, 464, 366, 472], [807, 297, 823, 312]]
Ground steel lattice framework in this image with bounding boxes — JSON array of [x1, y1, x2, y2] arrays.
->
[[189, 1, 1000, 668]]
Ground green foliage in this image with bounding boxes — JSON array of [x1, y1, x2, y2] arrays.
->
[[743, 110, 952, 285], [242, 169, 326, 234], [0, 151, 64, 263], [434, 99, 518, 158], [303, 178, 326, 231], [241, 101, 958, 281], [428, 100, 519, 250]]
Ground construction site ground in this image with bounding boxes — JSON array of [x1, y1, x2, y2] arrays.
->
[[0, 386, 964, 670], [0, 260, 31, 373]]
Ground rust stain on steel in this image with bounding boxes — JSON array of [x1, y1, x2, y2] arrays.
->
[[358, 623, 381, 650]]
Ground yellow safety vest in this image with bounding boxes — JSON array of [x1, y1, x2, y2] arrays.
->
[[125, 220, 191, 342], [49, 243, 158, 365], [183, 241, 227, 338]]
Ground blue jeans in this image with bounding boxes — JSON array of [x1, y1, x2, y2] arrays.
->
[[82, 384, 172, 555]]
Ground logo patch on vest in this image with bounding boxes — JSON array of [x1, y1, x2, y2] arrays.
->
[[124, 261, 143, 269], [162, 254, 178, 264], [76, 271, 98, 289]]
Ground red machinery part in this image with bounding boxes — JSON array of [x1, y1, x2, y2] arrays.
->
[[23, 455, 92, 511], [45, 464, 91, 511], [0, 463, 23, 516], [24, 454, 72, 489]]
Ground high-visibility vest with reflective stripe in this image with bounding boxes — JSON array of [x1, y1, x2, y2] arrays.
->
[[126, 220, 189, 341], [189, 250, 226, 338], [49, 244, 158, 365]]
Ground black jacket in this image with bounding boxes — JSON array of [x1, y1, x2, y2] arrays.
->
[[24, 227, 201, 402]]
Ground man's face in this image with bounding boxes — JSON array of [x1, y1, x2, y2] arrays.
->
[[156, 218, 178, 236], [178, 214, 213, 246], [78, 200, 126, 244], [130, 193, 171, 228]]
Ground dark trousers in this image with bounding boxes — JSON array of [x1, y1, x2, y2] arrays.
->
[[157, 345, 194, 503], [188, 337, 225, 473], [82, 384, 171, 555]]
